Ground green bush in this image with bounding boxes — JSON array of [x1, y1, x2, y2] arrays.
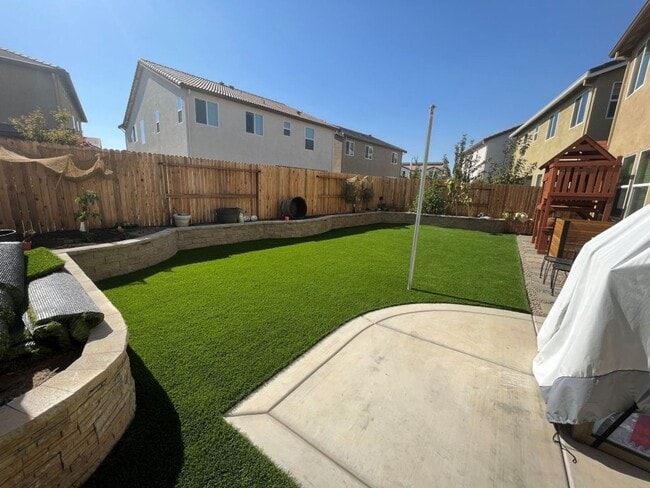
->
[[411, 180, 447, 214]]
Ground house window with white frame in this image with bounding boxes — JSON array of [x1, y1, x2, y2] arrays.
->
[[131, 125, 137, 143], [612, 155, 637, 218], [627, 151, 650, 216], [606, 82, 622, 119], [305, 127, 314, 150], [532, 125, 539, 141], [546, 112, 559, 139], [365, 145, 373, 160], [155, 111, 160, 133], [391, 152, 398, 164], [245, 112, 263, 135], [177, 97, 183, 123], [627, 39, 650, 96], [570, 92, 589, 127], [283, 121, 291, 136], [140, 120, 146, 144], [535, 174, 543, 187], [345, 140, 355, 156], [195, 98, 219, 127]]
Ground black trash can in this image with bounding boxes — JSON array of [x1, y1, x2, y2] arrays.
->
[[215, 208, 243, 223], [0, 229, 18, 242], [280, 197, 307, 220]]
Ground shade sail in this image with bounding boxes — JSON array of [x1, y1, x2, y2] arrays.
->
[[0, 146, 113, 180], [533, 204, 650, 424]]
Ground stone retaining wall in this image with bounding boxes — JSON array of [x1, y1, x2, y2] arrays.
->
[[0, 256, 136, 487], [62, 213, 505, 281]]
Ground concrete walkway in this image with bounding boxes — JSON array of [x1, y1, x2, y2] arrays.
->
[[225, 238, 648, 487], [226, 304, 560, 487]]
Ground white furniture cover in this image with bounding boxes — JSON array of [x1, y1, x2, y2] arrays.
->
[[533, 204, 650, 424]]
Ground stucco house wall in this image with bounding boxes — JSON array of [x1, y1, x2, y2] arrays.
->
[[187, 95, 335, 171], [0, 59, 84, 131], [340, 138, 401, 177], [513, 64, 625, 186], [124, 69, 188, 156]]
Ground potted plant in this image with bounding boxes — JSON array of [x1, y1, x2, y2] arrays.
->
[[75, 190, 100, 233], [21, 229, 36, 250], [172, 209, 191, 227]]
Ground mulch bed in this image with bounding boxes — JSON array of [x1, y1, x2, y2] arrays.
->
[[31, 225, 168, 250]]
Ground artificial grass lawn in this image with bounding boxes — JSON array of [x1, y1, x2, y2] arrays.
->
[[24, 247, 65, 281], [86, 224, 529, 487]]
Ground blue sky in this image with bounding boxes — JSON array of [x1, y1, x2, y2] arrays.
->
[[2, 1, 645, 162]]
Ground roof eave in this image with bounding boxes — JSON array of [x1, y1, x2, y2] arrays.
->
[[511, 62, 625, 137], [610, 2, 650, 58]]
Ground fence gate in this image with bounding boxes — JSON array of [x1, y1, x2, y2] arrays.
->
[[159, 161, 260, 224]]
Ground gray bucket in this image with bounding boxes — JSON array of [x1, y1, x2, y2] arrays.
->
[[281, 197, 307, 220]]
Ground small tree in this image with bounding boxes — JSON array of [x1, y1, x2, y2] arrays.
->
[[342, 176, 373, 212], [411, 176, 447, 214], [74, 190, 100, 233], [442, 134, 475, 215], [490, 137, 532, 185], [9, 108, 82, 146]]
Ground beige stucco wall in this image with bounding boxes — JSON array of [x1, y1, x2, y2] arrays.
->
[[523, 67, 623, 185], [609, 40, 650, 207], [187, 92, 335, 171], [340, 137, 402, 177], [608, 59, 650, 158], [124, 69, 189, 156]]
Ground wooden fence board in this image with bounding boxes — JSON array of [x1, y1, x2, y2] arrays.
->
[[0, 137, 542, 233]]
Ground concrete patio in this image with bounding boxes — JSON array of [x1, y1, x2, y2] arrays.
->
[[224, 240, 650, 487]]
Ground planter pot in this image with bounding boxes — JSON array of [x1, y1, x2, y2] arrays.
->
[[173, 213, 191, 227], [79, 221, 88, 233], [0, 229, 18, 242], [215, 208, 242, 224]]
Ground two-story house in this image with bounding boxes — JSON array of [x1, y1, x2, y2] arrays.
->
[[510, 61, 626, 187], [399, 161, 447, 179], [120, 59, 338, 171], [465, 125, 520, 181], [608, 1, 650, 218], [0, 48, 86, 137], [334, 127, 406, 177]]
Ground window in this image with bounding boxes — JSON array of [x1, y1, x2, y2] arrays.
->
[[365, 145, 373, 160], [155, 111, 160, 133], [130, 125, 137, 143], [305, 127, 314, 150], [345, 140, 355, 156], [140, 120, 146, 144], [195, 99, 218, 126], [570, 92, 589, 127], [606, 82, 622, 119], [532, 125, 539, 141], [177, 97, 183, 123], [245, 112, 263, 135], [535, 174, 543, 187], [391, 152, 398, 164], [627, 39, 650, 96], [628, 151, 650, 216], [546, 112, 559, 139], [283, 121, 291, 136], [612, 155, 637, 218]]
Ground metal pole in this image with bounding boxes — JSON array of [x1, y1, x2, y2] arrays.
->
[[407, 105, 436, 290]]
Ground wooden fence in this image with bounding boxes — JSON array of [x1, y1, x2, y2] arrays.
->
[[0, 138, 541, 233]]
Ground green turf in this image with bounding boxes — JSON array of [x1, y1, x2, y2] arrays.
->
[[85, 224, 529, 487], [24, 247, 65, 281]]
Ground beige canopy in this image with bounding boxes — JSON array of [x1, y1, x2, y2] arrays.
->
[[0, 146, 113, 181]]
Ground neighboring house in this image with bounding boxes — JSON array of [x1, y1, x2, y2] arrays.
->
[[607, 0, 650, 218], [465, 125, 520, 181], [334, 127, 406, 177], [120, 59, 338, 171], [400, 161, 447, 179], [0, 47, 86, 136], [510, 60, 626, 187]]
